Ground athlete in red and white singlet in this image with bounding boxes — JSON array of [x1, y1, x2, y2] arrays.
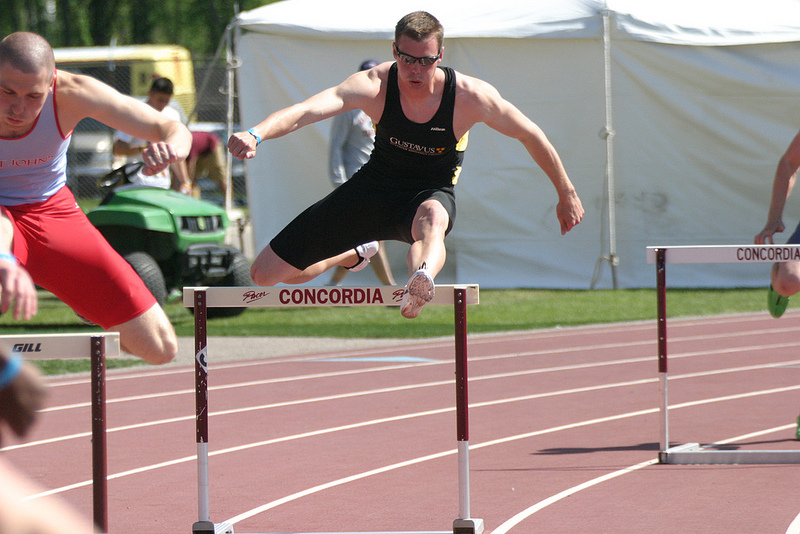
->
[[0, 31, 191, 364]]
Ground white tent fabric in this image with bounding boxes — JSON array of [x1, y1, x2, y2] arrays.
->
[[233, 0, 800, 288]]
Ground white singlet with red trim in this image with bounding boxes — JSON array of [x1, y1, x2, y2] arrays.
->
[[0, 83, 69, 206]]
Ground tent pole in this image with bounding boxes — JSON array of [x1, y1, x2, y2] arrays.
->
[[591, 5, 619, 289], [224, 21, 237, 214]]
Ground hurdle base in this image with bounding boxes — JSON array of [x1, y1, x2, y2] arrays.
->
[[453, 517, 484, 534], [192, 521, 214, 533], [660, 443, 800, 464]]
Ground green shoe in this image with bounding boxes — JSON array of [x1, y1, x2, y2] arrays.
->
[[796, 415, 800, 441], [768, 284, 789, 318]]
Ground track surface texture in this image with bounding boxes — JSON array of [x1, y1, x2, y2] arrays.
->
[[4, 311, 800, 533]]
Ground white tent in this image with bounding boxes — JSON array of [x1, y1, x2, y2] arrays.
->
[[232, 0, 800, 288]]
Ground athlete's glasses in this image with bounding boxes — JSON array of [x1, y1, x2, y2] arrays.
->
[[394, 45, 442, 66]]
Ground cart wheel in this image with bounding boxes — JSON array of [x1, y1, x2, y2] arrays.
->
[[124, 251, 168, 306], [206, 251, 252, 318]]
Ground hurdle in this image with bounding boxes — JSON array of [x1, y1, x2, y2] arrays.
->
[[183, 285, 483, 534], [646, 244, 800, 465], [0, 332, 120, 532]]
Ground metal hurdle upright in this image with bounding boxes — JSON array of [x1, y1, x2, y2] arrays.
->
[[0, 332, 120, 532], [647, 244, 800, 465], [183, 284, 484, 534]]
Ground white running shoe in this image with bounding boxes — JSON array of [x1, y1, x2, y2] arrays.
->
[[348, 241, 379, 272], [400, 268, 435, 319]]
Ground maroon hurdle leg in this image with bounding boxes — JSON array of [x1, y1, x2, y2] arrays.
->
[[453, 287, 484, 534], [656, 248, 670, 461], [90, 335, 108, 533], [192, 289, 215, 534]]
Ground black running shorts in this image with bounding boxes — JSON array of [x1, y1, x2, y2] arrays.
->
[[270, 173, 456, 270]]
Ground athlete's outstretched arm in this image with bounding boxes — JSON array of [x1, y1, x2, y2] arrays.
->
[[756, 128, 800, 244], [228, 66, 385, 161], [56, 70, 191, 176], [460, 75, 584, 234]]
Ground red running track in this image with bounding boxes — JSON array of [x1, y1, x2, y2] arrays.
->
[[3, 311, 800, 533]]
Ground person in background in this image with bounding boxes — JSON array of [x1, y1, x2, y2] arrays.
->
[[187, 130, 228, 199], [112, 76, 192, 195], [327, 59, 396, 287]]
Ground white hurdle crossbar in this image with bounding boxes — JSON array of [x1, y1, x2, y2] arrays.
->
[[183, 285, 484, 534], [646, 245, 800, 465], [0, 332, 120, 532]]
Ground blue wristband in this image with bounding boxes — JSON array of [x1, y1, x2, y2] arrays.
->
[[0, 253, 17, 264], [247, 128, 262, 146], [0, 352, 22, 391]]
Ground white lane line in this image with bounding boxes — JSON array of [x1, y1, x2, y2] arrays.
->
[[787, 511, 800, 534], [222, 449, 457, 526], [40, 361, 443, 412], [33, 319, 665, 386], [219, 407, 667, 527], [45, 321, 800, 388], [221, 398, 800, 529], [24, 380, 797, 522], [491, 423, 797, 534], [490, 459, 660, 534], [22, 407, 458, 501], [10, 356, 800, 453], [36, 332, 800, 413]]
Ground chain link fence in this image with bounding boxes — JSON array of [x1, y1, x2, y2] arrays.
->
[[58, 54, 247, 207]]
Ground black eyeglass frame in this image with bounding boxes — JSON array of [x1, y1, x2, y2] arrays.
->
[[393, 44, 442, 67]]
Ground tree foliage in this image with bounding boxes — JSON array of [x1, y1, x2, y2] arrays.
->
[[0, 0, 280, 56]]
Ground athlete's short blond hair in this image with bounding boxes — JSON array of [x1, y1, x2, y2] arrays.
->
[[395, 11, 444, 51]]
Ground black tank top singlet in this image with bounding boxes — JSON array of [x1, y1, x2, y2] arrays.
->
[[361, 63, 468, 189]]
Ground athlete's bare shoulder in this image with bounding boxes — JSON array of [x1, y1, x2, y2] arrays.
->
[[341, 61, 391, 123], [452, 70, 504, 134], [453, 71, 502, 108], [53, 69, 101, 101], [53, 69, 117, 132]]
